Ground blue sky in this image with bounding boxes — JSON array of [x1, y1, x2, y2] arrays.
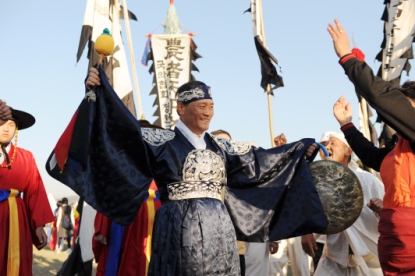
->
[[1, 1, 413, 199]]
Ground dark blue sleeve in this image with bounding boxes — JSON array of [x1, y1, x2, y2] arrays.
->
[[223, 139, 327, 242], [46, 66, 153, 226]]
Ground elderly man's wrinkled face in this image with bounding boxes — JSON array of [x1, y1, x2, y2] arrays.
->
[[0, 120, 16, 143], [178, 99, 214, 135], [325, 137, 352, 165]]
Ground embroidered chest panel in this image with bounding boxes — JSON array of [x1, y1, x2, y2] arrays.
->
[[182, 149, 225, 183]]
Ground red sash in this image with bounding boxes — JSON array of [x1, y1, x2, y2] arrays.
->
[[378, 208, 415, 275]]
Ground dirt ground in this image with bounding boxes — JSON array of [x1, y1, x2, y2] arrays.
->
[[32, 245, 97, 276], [32, 245, 293, 276]]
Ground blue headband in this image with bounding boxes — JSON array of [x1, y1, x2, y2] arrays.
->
[[177, 85, 212, 104]]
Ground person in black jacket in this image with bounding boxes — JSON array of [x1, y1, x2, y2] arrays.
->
[[328, 18, 415, 275]]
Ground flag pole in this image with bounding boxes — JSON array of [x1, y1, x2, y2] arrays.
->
[[120, 0, 144, 119], [258, 0, 275, 147]]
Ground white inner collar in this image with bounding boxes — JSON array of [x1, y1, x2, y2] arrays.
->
[[175, 119, 206, 149]]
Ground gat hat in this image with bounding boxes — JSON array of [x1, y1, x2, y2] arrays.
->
[[320, 131, 336, 142], [328, 132, 350, 148], [177, 81, 212, 104], [10, 108, 35, 130]]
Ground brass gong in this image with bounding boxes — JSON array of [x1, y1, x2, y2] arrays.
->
[[309, 160, 364, 235]]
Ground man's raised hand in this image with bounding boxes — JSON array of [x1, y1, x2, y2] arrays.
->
[[327, 19, 352, 58], [333, 96, 353, 126]]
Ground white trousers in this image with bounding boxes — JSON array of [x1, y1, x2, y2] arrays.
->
[[245, 237, 313, 276], [314, 254, 382, 276], [245, 242, 270, 276]]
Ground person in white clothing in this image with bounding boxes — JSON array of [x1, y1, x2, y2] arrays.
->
[[302, 132, 384, 275], [56, 197, 75, 253], [269, 237, 314, 276]]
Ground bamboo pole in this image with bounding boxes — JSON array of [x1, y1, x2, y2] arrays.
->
[[121, 0, 144, 119], [258, 0, 275, 147]]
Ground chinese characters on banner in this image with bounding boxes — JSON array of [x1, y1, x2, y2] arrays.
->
[[151, 34, 191, 129]]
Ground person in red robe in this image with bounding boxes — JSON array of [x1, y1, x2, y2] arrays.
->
[[93, 180, 161, 276], [0, 108, 55, 276]]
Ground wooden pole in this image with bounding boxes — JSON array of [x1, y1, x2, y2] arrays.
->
[[121, 0, 144, 118], [258, 0, 275, 147], [267, 88, 275, 145]]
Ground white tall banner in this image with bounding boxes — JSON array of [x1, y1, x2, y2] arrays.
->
[[250, 0, 263, 40], [78, 0, 135, 115], [382, 0, 415, 81], [151, 34, 191, 129], [110, 2, 134, 100]]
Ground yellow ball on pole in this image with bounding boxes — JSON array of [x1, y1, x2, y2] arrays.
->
[[94, 28, 114, 65]]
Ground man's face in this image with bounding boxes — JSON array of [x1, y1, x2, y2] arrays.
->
[[0, 120, 16, 143], [325, 137, 351, 165], [178, 99, 214, 135]]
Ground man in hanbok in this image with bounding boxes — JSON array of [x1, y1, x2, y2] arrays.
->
[[0, 108, 54, 275], [301, 133, 384, 275], [47, 67, 329, 275]]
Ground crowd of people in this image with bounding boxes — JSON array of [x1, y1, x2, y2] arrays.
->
[[1, 18, 415, 276]]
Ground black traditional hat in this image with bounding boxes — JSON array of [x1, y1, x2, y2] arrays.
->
[[10, 108, 35, 130], [176, 82, 212, 105]]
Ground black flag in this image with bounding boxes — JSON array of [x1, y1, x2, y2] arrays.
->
[[246, 0, 283, 94]]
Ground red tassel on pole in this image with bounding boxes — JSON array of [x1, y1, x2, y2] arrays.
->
[[352, 47, 365, 61]]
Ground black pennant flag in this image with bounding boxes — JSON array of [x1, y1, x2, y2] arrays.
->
[[246, 0, 284, 95]]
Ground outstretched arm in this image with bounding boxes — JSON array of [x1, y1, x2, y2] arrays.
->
[[328, 19, 415, 143], [333, 96, 390, 171], [274, 133, 318, 159]]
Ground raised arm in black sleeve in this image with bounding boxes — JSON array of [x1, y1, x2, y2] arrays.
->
[[340, 56, 415, 143], [341, 123, 391, 171]]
